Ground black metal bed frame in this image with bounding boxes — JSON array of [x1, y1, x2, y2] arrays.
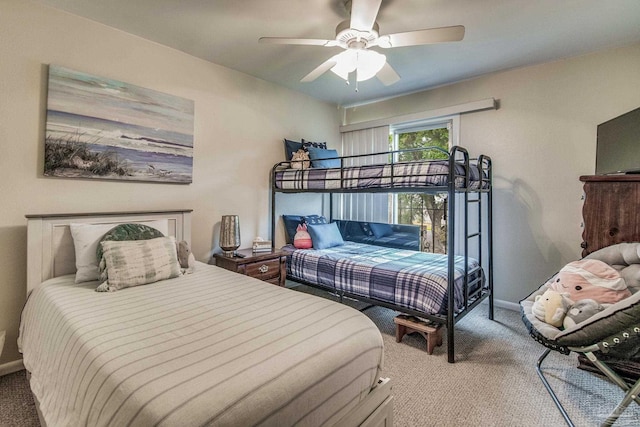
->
[[269, 145, 494, 363]]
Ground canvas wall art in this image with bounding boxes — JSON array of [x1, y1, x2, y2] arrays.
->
[[44, 65, 194, 183]]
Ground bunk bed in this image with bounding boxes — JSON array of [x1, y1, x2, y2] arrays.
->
[[270, 145, 494, 363]]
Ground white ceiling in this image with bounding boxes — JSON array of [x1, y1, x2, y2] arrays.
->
[[33, 0, 640, 107]]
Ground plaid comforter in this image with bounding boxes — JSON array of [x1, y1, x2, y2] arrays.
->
[[287, 242, 484, 315], [274, 160, 486, 190]]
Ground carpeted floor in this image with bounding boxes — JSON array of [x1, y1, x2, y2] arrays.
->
[[0, 370, 38, 427], [292, 285, 639, 427], [1, 284, 638, 426]]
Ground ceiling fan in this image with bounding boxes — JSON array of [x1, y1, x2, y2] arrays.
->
[[259, 0, 465, 87]]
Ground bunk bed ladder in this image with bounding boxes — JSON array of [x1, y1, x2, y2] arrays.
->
[[464, 156, 493, 320], [478, 154, 494, 321]]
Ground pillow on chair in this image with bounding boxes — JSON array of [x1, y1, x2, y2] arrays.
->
[[547, 259, 631, 304], [586, 242, 640, 293]]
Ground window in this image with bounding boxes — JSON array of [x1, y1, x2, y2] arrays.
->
[[391, 120, 454, 253]]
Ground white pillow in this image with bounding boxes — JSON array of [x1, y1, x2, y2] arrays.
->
[[70, 219, 169, 283], [96, 236, 181, 292]]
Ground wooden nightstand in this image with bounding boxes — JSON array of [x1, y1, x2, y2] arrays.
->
[[212, 248, 287, 287]]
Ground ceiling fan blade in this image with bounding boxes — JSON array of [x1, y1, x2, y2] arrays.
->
[[259, 37, 338, 47], [349, 0, 382, 32], [376, 62, 400, 86], [301, 58, 338, 82], [378, 25, 465, 48]]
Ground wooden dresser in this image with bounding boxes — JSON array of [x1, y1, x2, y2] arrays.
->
[[213, 248, 287, 286], [579, 175, 640, 257]]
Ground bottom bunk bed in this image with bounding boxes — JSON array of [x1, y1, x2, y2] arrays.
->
[[284, 240, 492, 362]]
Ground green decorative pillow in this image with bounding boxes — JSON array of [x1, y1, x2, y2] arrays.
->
[[96, 236, 181, 292], [97, 223, 165, 279]]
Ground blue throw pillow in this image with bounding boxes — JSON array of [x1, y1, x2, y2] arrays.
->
[[369, 222, 394, 238], [282, 215, 303, 243], [307, 222, 344, 250], [307, 147, 340, 168], [284, 139, 303, 161], [283, 215, 328, 243]]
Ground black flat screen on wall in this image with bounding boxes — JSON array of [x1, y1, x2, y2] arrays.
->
[[596, 107, 640, 175]]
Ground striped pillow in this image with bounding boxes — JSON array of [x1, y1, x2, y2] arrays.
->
[[96, 236, 181, 292]]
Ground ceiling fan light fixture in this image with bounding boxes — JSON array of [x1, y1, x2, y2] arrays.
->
[[329, 50, 358, 80], [329, 49, 386, 82], [261, 1, 464, 88], [355, 49, 386, 81]]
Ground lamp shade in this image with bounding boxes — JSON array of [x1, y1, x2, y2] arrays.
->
[[330, 49, 386, 82], [220, 215, 240, 256]]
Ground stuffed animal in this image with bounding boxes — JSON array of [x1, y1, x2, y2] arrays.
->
[[547, 259, 631, 304], [177, 240, 196, 274], [532, 289, 573, 328], [293, 223, 312, 249], [563, 299, 605, 329], [290, 149, 310, 170]]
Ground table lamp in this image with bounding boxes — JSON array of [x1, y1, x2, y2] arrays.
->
[[220, 215, 240, 257]]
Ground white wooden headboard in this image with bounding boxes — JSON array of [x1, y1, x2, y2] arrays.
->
[[25, 210, 192, 295]]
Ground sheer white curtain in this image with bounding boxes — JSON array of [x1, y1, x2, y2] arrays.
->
[[337, 126, 390, 222]]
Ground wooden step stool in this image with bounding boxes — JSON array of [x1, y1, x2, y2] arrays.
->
[[394, 314, 443, 354]]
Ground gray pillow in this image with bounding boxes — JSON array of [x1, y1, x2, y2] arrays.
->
[[96, 237, 181, 292]]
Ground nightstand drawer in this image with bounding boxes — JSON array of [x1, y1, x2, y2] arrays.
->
[[212, 248, 287, 287], [244, 258, 281, 280]]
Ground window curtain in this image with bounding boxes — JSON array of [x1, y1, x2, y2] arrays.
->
[[337, 126, 390, 223]]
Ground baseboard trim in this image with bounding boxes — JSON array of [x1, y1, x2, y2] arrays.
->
[[494, 298, 520, 312], [0, 359, 25, 377]]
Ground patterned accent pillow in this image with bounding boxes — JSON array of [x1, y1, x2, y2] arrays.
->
[[302, 139, 327, 150], [360, 222, 374, 237], [70, 220, 168, 283], [96, 223, 165, 279], [96, 237, 181, 292], [303, 215, 328, 225]]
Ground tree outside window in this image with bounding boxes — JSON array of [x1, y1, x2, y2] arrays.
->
[[394, 126, 449, 254]]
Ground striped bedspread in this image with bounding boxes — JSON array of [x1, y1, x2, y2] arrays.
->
[[274, 160, 485, 190], [287, 242, 484, 315], [19, 262, 383, 427]]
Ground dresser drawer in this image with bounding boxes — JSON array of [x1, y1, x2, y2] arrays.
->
[[243, 258, 281, 281]]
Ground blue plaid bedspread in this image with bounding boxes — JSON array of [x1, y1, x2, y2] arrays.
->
[[274, 160, 486, 190], [287, 242, 484, 315]]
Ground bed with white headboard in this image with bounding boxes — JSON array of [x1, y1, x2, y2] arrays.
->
[[25, 210, 192, 295], [20, 210, 392, 427]]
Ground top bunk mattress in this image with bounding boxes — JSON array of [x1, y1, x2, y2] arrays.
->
[[19, 262, 384, 427], [274, 159, 487, 191]]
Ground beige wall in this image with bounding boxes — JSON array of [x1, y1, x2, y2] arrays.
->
[[344, 43, 640, 305], [3, 0, 639, 367], [0, 0, 340, 365]]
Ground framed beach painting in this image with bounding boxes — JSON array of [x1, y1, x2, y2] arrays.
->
[[44, 65, 194, 183]]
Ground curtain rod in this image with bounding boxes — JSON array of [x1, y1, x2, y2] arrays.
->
[[339, 98, 497, 133]]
